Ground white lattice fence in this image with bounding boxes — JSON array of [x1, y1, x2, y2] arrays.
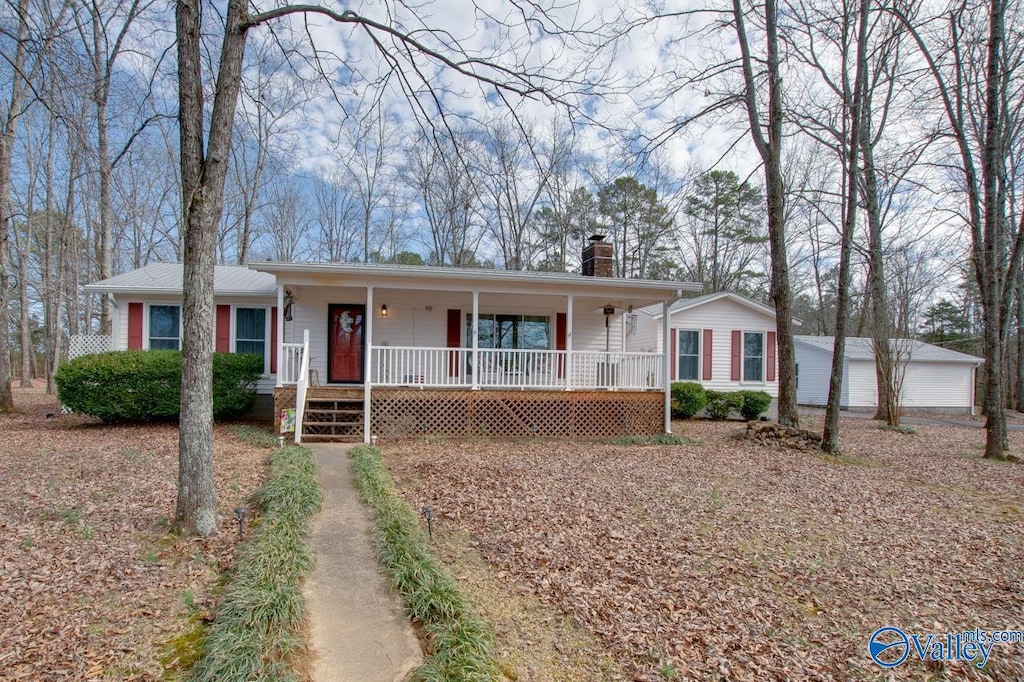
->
[[68, 335, 112, 359]]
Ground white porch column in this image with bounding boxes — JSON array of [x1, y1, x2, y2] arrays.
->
[[276, 285, 285, 387], [364, 286, 374, 444], [663, 299, 672, 434], [471, 290, 480, 390], [565, 294, 574, 391]]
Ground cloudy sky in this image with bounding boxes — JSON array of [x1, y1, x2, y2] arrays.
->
[[255, 0, 751, 181]]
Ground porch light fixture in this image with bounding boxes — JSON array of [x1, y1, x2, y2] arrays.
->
[[381, 304, 389, 317], [283, 290, 295, 321]]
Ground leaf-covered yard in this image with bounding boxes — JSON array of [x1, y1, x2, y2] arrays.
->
[[386, 419, 1024, 680], [0, 385, 268, 679]]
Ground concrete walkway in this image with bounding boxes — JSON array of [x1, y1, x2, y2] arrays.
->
[[303, 443, 422, 682]]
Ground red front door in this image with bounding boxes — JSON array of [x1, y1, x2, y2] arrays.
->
[[328, 304, 365, 383]]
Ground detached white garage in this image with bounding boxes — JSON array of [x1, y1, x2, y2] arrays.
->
[[794, 336, 982, 414]]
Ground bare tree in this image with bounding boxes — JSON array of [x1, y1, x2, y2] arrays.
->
[[173, 0, 579, 534], [732, 0, 800, 426], [477, 115, 558, 270], [406, 129, 485, 266], [72, 0, 159, 333], [311, 164, 359, 262], [895, 0, 1024, 458]]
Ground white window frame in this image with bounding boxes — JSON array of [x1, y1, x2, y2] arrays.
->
[[742, 330, 766, 384], [145, 303, 182, 350], [675, 328, 701, 382], [231, 304, 272, 375]]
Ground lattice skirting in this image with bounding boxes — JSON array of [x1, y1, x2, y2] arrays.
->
[[370, 389, 662, 439], [274, 387, 297, 433]]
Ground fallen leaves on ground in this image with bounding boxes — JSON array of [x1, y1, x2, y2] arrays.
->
[[0, 384, 268, 680], [385, 419, 1024, 681]]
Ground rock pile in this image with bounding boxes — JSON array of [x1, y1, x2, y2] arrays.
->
[[742, 421, 822, 451]]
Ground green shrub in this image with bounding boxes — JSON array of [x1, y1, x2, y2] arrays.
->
[[737, 390, 772, 421], [350, 445, 500, 680], [212, 353, 265, 419], [191, 445, 322, 681], [705, 390, 743, 420], [56, 350, 263, 423], [670, 382, 707, 419]]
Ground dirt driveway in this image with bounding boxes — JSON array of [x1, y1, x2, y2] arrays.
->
[[385, 419, 1024, 681]]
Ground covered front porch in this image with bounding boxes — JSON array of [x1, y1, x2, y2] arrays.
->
[[252, 261, 701, 443]]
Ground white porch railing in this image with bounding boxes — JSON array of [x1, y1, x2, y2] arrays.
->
[[294, 330, 311, 444], [279, 342, 305, 385], [369, 346, 663, 390], [571, 352, 663, 390]]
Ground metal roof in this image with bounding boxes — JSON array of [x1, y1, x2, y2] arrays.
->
[[636, 290, 780, 319], [247, 261, 702, 298], [84, 262, 278, 296], [795, 335, 983, 365]]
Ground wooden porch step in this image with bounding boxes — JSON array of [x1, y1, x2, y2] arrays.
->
[[301, 433, 362, 443], [306, 386, 365, 399], [304, 409, 363, 416]]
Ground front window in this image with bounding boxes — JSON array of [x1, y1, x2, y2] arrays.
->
[[469, 314, 550, 349], [149, 305, 180, 350], [744, 331, 764, 382], [677, 329, 699, 381], [235, 308, 267, 360]]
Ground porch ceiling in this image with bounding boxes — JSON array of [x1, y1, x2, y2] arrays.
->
[[249, 261, 702, 306]]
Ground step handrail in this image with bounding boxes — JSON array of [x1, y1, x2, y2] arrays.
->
[[294, 329, 310, 444]]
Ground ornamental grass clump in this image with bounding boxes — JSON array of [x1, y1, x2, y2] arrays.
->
[[191, 446, 321, 682], [351, 445, 500, 682]]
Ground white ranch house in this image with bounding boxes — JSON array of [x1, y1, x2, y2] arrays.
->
[[84, 239, 704, 442]]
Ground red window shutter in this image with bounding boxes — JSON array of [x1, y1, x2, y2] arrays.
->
[[270, 306, 278, 373], [731, 330, 742, 381], [447, 309, 461, 377], [556, 312, 567, 378], [127, 302, 144, 349], [766, 331, 777, 382], [215, 305, 231, 353], [702, 329, 713, 380], [670, 328, 677, 381]]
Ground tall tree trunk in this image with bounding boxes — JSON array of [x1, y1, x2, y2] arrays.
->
[[822, 0, 868, 454], [862, 119, 897, 425], [1016, 269, 1024, 411], [175, 0, 250, 535], [19, 206, 34, 387], [733, 0, 799, 427], [980, 0, 1009, 458], [0, 0, 30, 413]]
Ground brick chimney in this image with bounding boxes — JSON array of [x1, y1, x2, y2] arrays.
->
[[582, 235, 613, 277]]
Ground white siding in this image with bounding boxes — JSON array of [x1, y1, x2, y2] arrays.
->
[[795, 341, 978, 412], [113, 292, 278, 394], [900, 362, 975, 410], [795, 342, 834, 406], [846, 359, 878, 408], [626, 311, 659, 353], [282, 286, 628, 384], [644, 297, 780, 397]]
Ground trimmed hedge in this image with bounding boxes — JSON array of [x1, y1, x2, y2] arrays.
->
[[670, 382, 707, 419], [56, 350, 263, 423], [705, 390, 744, 420], [737, 390, 772, 421]]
